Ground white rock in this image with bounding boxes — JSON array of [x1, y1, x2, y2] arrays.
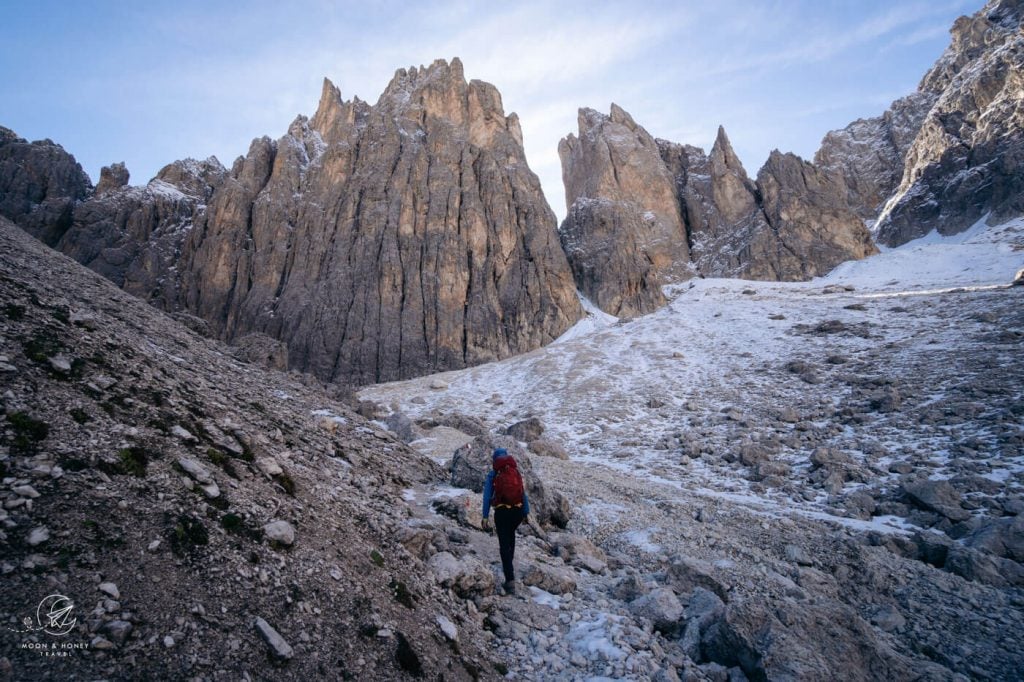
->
[[172, 425, 197, 442], [47, 355, 71, 372], [91, 636, 115, 650], [263, 520, 296, 546], [256, 457, 283, 477], [148, 539, 161, 552], [427, 552, 494, 597], [429, 379, 449, 390], [70, 310, 98, 329], [254, 617, 294, 659], [92, 375, 117, 390], [436, 615, 458, 642], [200, 482, 221, 499], [177, 456, 212, 484], [12, 485, 39, 499], [99, 582, 120, 599], [163, 635, 175, 648], [26, 526, 49, 546]]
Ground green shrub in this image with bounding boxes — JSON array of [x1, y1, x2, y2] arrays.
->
[[389, 579, 415, 609], [3, 303, 25, 320], [117, 447, 148, 477], [68, 407, 91, 424], [7, 412, 49, 453]]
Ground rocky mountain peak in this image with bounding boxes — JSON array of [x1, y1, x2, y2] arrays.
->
[[378, 57, 467, 112], [873, 0, 1024, 244], [560, 103, 880, 311], [309, 77, 369, 144], [95, 162, 129, 197], [0, 128, 93, 245], [558, 104, 690, 316], [814, 0, 1024, 246], [710, 125, 742, 170], [920, 0, 1023, 92], [706, 126, 760, 225], [608, 102, 638, 128], [0, 59, 581, 386], [154, 156, 227, 201], [372, 57, 517, 150]]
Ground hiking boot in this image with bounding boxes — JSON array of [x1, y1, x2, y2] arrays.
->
[[502, 580, 516, 596]]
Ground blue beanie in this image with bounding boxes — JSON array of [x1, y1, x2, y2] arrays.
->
[[493, 448, 507, 459]]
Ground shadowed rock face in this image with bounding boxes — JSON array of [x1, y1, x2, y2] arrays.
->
[[755, 151, 879, 280], [814, 92, 937, 223], [559, 109, 878, 314], [58, 158, 226, 303], [0, 58, 582, 386], [660, 128, 786, 281], [178, 58, 580, 385], [95, 162, 130, 197], [817, 0, 1024, 246], [0, 127, 93, 246], [558, 105, 691, 317], [875, 0, 1024, 245]]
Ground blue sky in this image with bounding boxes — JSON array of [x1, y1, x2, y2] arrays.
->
[[0, 0, 980, 221]]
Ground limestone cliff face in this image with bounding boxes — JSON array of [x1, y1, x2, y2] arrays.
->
[[1, 58, 581, 385], [0, 127, 93, 245], [874, 0, 1024, 245], [814, 0, 1024, 246], [58, 158, 225, 303], [756, 151, 878, 278], [660, 127, 783, 280], [558, 106, 690, 316], [178, 58, 581, 384], [559, 108, 878, 314], [814, 92, 937, 223]]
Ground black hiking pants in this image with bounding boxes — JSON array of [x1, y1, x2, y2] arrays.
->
[[494, 506, 524, 583]]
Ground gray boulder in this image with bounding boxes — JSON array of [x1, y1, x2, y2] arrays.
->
[[680, 587, 726, 660], [505, 417, 545, 443], [263, 520, 296, 547], [549, 532, 607, 573], [385, 411, 416, 443], [964, 516, 1024, 562], [945, 546, 1012, 587], [520, 561, 577, 595], [427, 552, 494, 598], [254, 617, 294, 660], [630, 587, 684, 635], [903, 478, 970, 522], [666, 554, 730, 601], [529, 438, 569, 460], [229, 332, 289, 371]]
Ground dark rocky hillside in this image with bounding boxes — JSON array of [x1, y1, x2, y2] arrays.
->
[[0, 216, 498, 680]]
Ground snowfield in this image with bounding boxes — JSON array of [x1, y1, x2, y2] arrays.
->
[[363, 216, 1023, 524]]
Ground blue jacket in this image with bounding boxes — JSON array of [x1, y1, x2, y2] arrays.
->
[[482, 468, 530, 519]]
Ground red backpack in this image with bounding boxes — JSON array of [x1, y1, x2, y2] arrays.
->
[[492, 456, 524, 506]]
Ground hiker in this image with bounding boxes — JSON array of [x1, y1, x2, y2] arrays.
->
[[481, 447, 530, 594]]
